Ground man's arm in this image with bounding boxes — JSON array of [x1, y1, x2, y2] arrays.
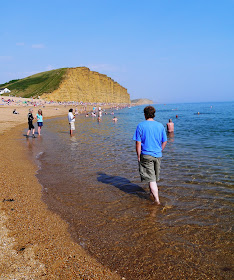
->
[[162, 141, 167, 151], [136, 141, 141, 162]]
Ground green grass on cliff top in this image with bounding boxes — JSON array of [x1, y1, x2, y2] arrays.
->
[[0, 68, 67, 98]]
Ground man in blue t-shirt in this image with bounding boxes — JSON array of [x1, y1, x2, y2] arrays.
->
[[133, 106, 167, 205]]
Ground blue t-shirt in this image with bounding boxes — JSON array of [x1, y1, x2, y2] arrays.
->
[[36, 114, 43, 122], [133, 120, 167, 158]]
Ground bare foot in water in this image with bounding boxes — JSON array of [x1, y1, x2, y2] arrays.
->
[[149, 193, 161, 205], [152, 200, 161, 206]]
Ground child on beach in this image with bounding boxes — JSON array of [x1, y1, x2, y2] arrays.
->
[[26, 109, 36, 138], [36, 109, 43, 135]]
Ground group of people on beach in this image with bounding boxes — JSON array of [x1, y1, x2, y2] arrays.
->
[[26, 108, 43, 138], [26, 106, 119, 138], [68, 107, 118, 136], [26, 104, 174, 206], [67, 104, 172, 205]]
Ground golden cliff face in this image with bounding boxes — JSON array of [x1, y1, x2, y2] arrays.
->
[[42, 67, 130, 104]]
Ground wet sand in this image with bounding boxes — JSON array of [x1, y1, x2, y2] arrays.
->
[[0, 101, 121, 279], [32, 110, 234, 280]]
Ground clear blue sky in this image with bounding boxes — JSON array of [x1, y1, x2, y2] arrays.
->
[[1, 0, 234, 103]]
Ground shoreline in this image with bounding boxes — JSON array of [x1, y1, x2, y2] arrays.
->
[[0, 102, 122, 279], [0, 96, 129, 135]]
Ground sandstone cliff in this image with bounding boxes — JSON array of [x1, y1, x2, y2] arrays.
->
[[42, 67, 130, 104]]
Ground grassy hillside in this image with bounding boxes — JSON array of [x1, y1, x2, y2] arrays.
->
[[0, 68, 67, 98]]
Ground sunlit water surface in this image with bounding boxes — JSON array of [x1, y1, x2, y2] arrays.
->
[[24, 102, 234, 279]]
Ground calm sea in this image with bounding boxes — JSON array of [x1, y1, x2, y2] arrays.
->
[[24, 102, 234, 279]]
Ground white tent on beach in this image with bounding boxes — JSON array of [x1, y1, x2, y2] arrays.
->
[[0, 88, 11, 95]]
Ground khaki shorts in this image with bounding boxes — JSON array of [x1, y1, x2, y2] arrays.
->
[[69, 122, 75, 130], [139, 154, 161, 182]]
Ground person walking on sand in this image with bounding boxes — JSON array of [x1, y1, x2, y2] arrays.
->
[[36, 109, 43, 135], [133, 106, 167, 205], [167, 119, 174, 133], [68, 108, 75, 136], [26, 109, 36, 138]]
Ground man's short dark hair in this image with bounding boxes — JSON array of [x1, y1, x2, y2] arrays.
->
[[144, 106, 155, 119], [69, 108, 73, 112]]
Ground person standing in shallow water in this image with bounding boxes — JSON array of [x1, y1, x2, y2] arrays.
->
[[68, 108, 75, 136], [133, 106, 167, 205], [26, 109, 36, 138], [36, 109, 43, 135], [112, 116, 118, 122], [167, 119, 174, 133]]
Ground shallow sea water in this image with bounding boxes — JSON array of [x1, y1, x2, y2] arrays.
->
[[24, 102, 234, 279]]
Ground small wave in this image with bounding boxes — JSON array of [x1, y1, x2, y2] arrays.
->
[[36, 151, 44, 159], [193, 112, 215, 115]]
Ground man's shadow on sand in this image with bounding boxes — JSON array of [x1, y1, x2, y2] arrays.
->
[[97, 172, 148, 200]]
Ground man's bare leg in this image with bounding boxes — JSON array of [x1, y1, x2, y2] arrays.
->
[[149, 181, 160, 205]]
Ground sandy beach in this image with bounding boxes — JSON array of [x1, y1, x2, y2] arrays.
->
[[0, 97, 122, 279]]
